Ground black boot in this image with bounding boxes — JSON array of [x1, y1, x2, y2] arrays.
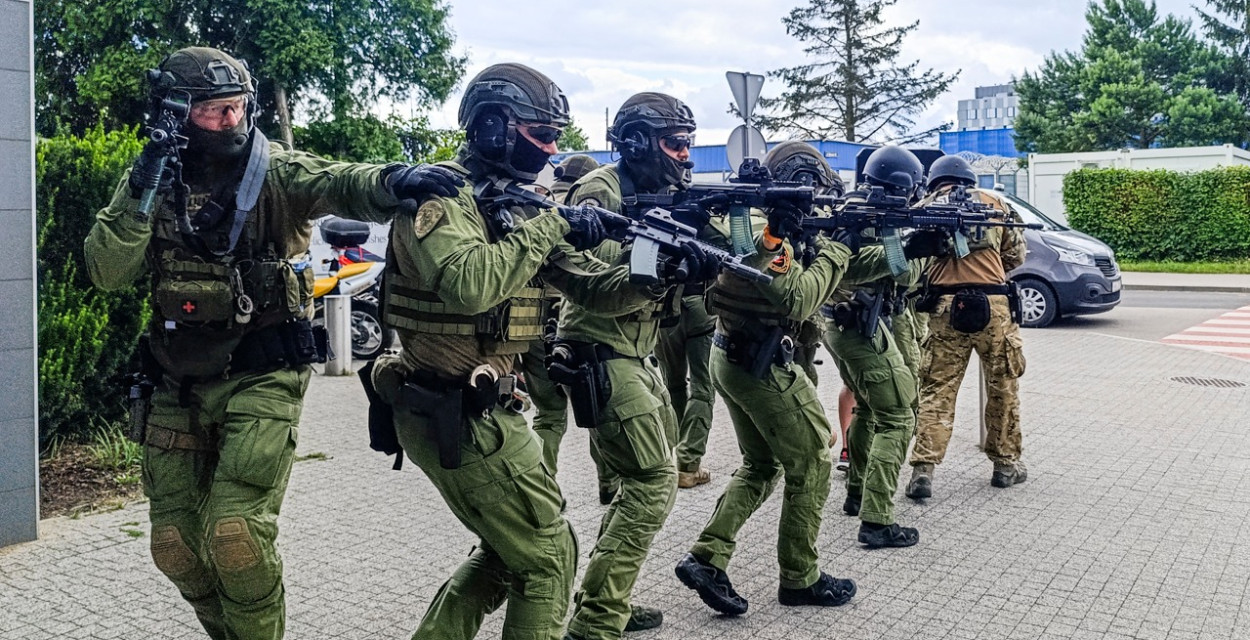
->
[[623, 605, 663, 632], [778, 572, 857, 607], [858, 522, 919, 548], [842, 491, 861, 516], [675, 553, 748, 616]]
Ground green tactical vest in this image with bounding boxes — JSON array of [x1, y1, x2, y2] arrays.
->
[[381, 161, 548, 356], [147, 145, 314, 378]]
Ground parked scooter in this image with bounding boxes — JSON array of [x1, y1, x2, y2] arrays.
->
[[312, 217, 389, 360]]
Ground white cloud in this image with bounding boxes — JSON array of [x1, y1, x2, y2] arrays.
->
[[393, 0, 1208, 148]]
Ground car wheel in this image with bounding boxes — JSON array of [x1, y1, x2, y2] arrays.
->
[[350, 296, 387, 360], [1016, 278, 1058, 328]]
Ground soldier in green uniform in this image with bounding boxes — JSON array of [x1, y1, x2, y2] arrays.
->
[[528, 153, 622, 505], [367, 63, 651, 640], [906, 155, 1029, 498], [674, 141, 864, 616], [84, 47, 463, 640], [655, 286, 716, 489], [558, 92, 717, 640], [820, 145, 947, 549]]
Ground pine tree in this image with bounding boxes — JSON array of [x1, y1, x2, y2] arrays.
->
[[1195, 0, 1250, 109], [752, 0, 959, 144]]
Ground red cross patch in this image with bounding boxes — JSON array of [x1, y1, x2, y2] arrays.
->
[[182, 300, 197, 314]]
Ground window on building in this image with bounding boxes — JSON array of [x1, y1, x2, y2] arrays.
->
[[967, 109, 978, 120], [1007, 106, 1017, 117]]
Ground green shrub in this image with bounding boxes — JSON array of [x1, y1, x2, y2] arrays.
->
[[1064, 166, 1250, 261], [37, 124, 148, 445]]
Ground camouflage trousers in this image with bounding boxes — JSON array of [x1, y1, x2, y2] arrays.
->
[[654, 295, 715, 472], [911, 295, 1026, 467], [142, 366, 311, 640], [372, 354, 577, 640]]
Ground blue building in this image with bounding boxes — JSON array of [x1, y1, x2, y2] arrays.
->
[[938, 128, 1023, 158]]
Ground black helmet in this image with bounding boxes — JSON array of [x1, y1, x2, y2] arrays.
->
[[610, 92, 696, 189], [458, 63, 570, 181], [458, 63, 571, 128], [554, 154, 599, 183], [927, 155, 977, 190], [862, 145, 924, 199], [151, 47, 257, 160], [765, 141, 843, 196]]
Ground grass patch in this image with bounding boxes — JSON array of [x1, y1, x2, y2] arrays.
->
[[121, 527, 144, 538], [85, 422, 142, 472], [295, 451, 329, 462], [1120, 260, 1250, 274]]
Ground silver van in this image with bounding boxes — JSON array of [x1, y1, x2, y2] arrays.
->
[[997, 191, 1122, 327]]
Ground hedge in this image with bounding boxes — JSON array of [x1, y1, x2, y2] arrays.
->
[[1064, 166, 1250, 262], [37, 124, 148, 445]]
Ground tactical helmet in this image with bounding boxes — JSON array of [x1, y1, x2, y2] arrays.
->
[[152, 47, 254, 103], [610, 92, 696, 189], [765, 141, 843, 195], [926, 155, 978, 190], [862, 145, 925, 199], [554, 154, 599, 183], [458, 63, 571, 128]]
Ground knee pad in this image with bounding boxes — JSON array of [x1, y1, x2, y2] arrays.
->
[[210, 516, 277, 604], [151, 524, 200, 578]]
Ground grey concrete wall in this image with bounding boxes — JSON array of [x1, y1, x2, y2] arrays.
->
[[0, 0, 38, 548]]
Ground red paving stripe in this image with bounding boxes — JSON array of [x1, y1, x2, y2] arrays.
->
[[1160, 306, 1250, 359]]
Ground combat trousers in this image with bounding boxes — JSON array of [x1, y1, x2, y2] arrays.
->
[[568, 357, 678, 640], [824, 320, 918, 526], [373, 355, 577, 640], [522, 343, 618, 494], [911, 295, 1026, 466], [690, 348, 832, 590], [654, 295, 715, 473], [143, 366, 310, 640]]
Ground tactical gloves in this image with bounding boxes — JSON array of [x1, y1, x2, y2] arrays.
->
[[903, 229, 949, 260], [385, 164, 465, 201], [765, 204, 804, 242], [128, 139, 177, 199], [827, 227, 860, 255], [559, 204, 608, 251], [664, 241, 720, 284]]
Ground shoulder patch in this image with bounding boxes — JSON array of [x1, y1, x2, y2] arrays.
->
[[768, 245, 793, 274], [576, 197, 602, 208], [414, 199, 448, 239]]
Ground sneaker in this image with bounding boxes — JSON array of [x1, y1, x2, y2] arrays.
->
[[678, 467, 712, 488], [905, 463, 933, 500], [842, 492, 861, 517], [858, 522, 919, 549], [778, 572, 857, 607], [836, 448, 850, 472], [675, 553, 748, 616], [991, 461, 1028, 488], [623, 605, 663, 632]]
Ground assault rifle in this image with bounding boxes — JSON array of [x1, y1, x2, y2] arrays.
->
[[134, 90, 191, 220], [797, 186, 1042, 275], [482, 179, 772, 286]]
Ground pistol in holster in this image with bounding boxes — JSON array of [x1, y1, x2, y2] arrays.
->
[[714, 326, 795, 379], [402, 366, 513, 470], [123, 334, 162, 444], [545, 342, 612, 429], [357, 360, 402, 471]]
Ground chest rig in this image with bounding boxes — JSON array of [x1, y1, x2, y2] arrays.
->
[[147, 134, 317, 377], [382, 162, 550, 356]]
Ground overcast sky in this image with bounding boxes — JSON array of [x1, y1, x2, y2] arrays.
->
[[402, 0, 1206, 149]]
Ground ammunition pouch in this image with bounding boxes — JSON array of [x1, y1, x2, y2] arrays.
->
[[358, 360, 402, 470], [228, 319, 328, 375], [401, 367, 522, 470], [931, 284, 1010, 334], [713, 326, 795, 379], [545, 341, 615, 429]]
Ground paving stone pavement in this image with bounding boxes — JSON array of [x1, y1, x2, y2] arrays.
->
[[3, 328, 1250, 640]]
